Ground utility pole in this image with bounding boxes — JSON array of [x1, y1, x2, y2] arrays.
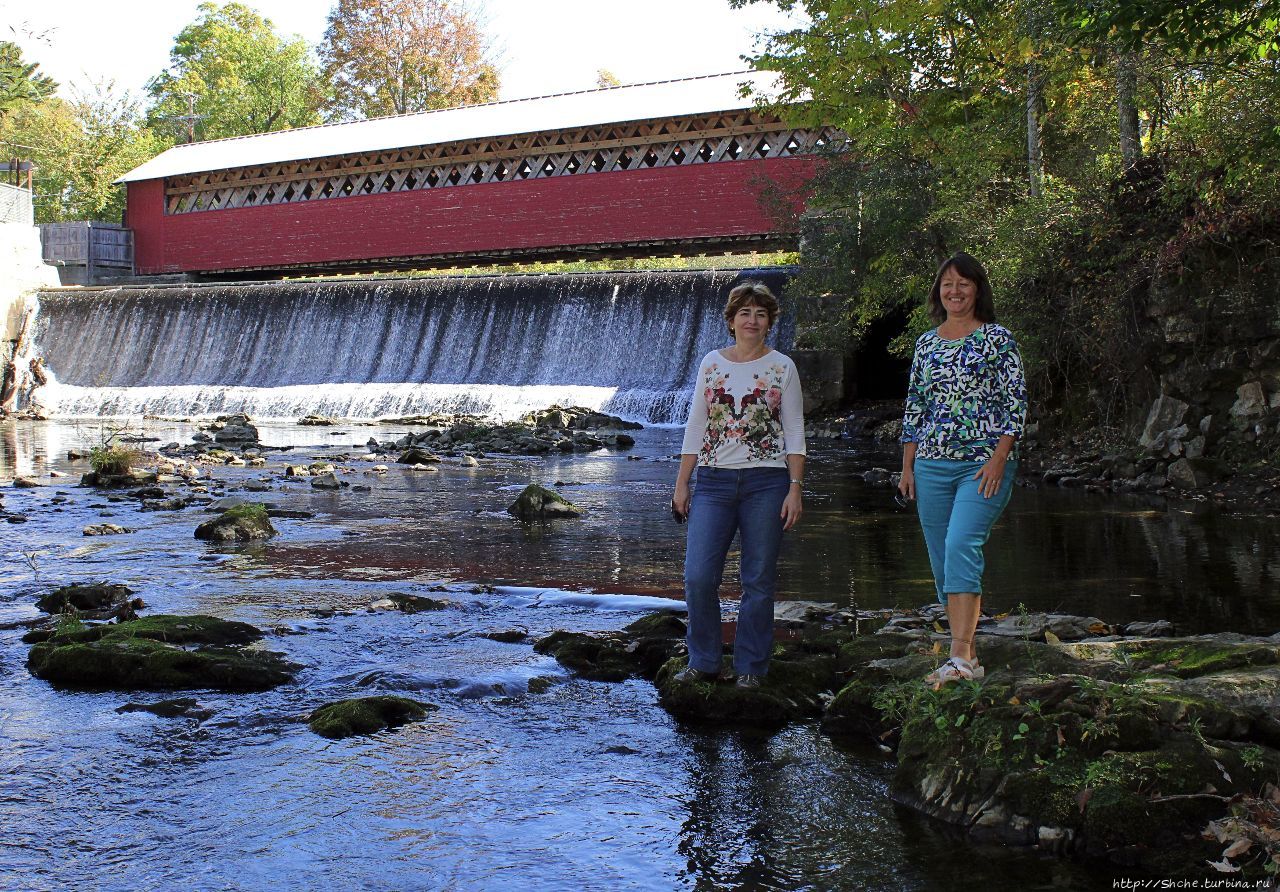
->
[[171, 92, 208, 144]]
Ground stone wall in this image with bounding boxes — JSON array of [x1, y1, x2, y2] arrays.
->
[[792, 348, 844, 414]]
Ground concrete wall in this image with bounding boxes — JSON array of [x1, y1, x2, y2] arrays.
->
[[1, 221, 59, 357]]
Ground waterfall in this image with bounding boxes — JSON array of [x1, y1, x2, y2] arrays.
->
[[30, 269, 794, 425]]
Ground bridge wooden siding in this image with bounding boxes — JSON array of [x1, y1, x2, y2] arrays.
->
[[121, 74, 833, 277]]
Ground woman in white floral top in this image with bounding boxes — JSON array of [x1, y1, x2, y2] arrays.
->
[[898, 253, 1028, 688], [671, 281, 807, 690]]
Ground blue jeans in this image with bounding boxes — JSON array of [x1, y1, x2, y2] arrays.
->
[[683, 466, 790, 676], [914, 458, 1017, 603]]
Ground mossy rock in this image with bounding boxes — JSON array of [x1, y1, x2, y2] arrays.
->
[[507, 484, 582, 520], [28, 638, 296, 692], [534, 613, 686, 682], [44, 614, 264, 647], [194, 504, 277, 542], [1109, 636, 1280, 678], [308, 696, 436, 738], [655, 655, 833, 726], [26, 614, 293, 692], [36, 582, 134, 614], [533, 630, 634, 682]]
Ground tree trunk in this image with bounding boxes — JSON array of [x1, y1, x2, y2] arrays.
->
[[1027, 64, 1043, 199], [1117, 48, 1141, 170]]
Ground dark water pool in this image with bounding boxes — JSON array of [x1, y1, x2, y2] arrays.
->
[[1, 419, 1273, 890]]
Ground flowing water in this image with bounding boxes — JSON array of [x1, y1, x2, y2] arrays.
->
[[30, 270, 791, 424], [2, 271, 1276, 889]]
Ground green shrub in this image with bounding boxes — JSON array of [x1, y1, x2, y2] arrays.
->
[[89, 443, 142, 476]]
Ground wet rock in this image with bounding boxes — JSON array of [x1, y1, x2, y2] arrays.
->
[[369, 593, 451, 613], [656, 654, 834, 726], [244, 479, 271, 492], [397, 448, 440, 465], [13, 476, 39, 488], [27, 614, 296, 692], [298, 414, 339, 426], [211, 415, 260, 444], [1121, 620, 1174, 637], [81, 468, 159, 489], [480, 629, 528, 643], [194, 504, 277, 542], [310, 472, 344, 490], [83, 523, 133, 536], [507, 484, 583, 520], [36, 582, 135, 614], [284, 465, 311, 477], [460, 455, 479, 467], [116, 698, 213, 720], [141, 497, 192, 512], [308, 695, 436, 739], [535, 612, 688, 682]]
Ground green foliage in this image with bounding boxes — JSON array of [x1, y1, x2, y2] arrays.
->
[[221, 503, 269, 523], [0, 86, 168, 223], [89, 441, 142, 476], [0, 40, 56, 115], [737, 0, 1280, 423], [146, 2, 324, 141]]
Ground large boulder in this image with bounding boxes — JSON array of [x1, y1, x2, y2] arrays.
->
[[308, 696, 436, 739], [1139, 395, 1190, 447], [194, 504, 277, 542], [829, 629, 1280, 876], [212, 414, 259, 444], [507, 484, 582, 520], [26, 615, 297, 691]]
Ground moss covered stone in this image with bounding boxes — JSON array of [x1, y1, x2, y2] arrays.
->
[[534, 611, 686, 681], [655, 654, 834, 726], [507, 484, 582, 520], [26, 614, 294, 692], [308, 696, 436, 738]]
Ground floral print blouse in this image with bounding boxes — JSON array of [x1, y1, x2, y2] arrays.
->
[[901, 324, 1028, 462], [681, 350, 807, 468]]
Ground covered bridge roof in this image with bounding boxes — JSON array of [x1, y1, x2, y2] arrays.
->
[[119, 71, 783, 183]]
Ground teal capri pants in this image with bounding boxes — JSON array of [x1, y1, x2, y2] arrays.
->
[[914, 458, 1016, 603]]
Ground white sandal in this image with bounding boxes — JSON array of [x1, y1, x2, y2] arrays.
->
[[925, 657, 975, 688]]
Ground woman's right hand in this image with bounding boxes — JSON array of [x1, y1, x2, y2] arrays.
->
[[673, 480, 692, 518], [898, 468, 915, 502]]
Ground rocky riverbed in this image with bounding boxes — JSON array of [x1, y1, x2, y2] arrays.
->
[[2, 415, 1278, 889]]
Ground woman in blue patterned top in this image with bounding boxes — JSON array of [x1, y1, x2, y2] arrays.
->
[[897, 253, 1028, 687]]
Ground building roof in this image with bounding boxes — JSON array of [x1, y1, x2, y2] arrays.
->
[[119, 71, 783, 183]]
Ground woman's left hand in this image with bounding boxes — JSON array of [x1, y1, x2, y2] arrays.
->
[[972, 453, 1008, 499], [780, 488, 803, 530]]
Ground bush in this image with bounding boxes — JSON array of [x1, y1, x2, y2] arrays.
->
[[88, 443, 142, 476]]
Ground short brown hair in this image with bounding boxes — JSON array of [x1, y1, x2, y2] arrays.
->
[[927, 253, 997, 324], [723, 281, 781, 335]]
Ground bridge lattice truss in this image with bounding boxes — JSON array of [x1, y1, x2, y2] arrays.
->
[[165, 111, 839, 215]]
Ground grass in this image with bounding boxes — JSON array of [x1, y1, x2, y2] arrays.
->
[[288, 251, 800, 282], [88, 442, 143, 476]]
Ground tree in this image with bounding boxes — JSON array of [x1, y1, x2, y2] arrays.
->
[[1056, 0, 1280, 61], [0, 41, 56, 116], [0, 85, 169, 222], [320, 0, 499, 121], [147, 2, 324, 141]]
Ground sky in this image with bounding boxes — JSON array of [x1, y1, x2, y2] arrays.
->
[[1, 0, 802, 104]]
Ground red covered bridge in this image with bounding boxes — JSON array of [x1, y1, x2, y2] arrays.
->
[[119, 72, 835, 277]]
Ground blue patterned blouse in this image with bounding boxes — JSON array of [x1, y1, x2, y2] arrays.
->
[[901, 323, 1028, 462]]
